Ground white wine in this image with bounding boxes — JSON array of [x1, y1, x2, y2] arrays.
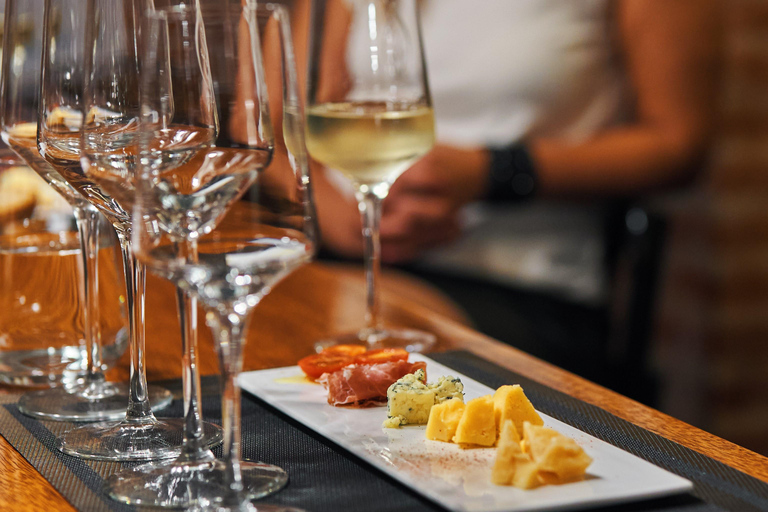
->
[[305, 102, 434, 187]]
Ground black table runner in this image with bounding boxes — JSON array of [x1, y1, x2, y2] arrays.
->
[[0, 350, 766, 512]]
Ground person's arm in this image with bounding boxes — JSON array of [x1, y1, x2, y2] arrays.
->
[[372, 0, 720, 263], [533, 0, 720, 197]]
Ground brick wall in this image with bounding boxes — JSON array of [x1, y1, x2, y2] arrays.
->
[[655, 0, 768, 456]]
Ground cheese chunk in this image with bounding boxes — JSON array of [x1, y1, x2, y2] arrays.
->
[[492, 419, 540, 489], [382, 415, 406, 429], [523, 422, 592, 483], [384, 370, 435, 427], [0, 167, 37, 223], [493, 385, 543, 435], [429, 375, 464, 403], [48, 106, 83, 129], [453, 395, 496, 446], [425, 398, 465, 442], [383, 371, 465, 428]]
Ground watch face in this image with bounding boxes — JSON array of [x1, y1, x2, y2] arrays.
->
[[488, 145, 536, 202]]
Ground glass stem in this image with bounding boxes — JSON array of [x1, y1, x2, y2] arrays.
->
[[208, 307, 249, 506], [176, 239, 211, 462], [73, 206, 104, 386], [359, 191, 384, 342], [116, 232, 154, 422]]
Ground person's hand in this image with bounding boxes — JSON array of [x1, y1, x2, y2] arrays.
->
[[377, 144, 490, 263], [314, 144, 490, 263]]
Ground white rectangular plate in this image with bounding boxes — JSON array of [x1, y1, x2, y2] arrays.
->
[[239, 354, 692, 512]]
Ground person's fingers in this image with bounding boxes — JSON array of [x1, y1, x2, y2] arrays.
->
[[379, 195, 454, 240], [380, 220, 461, 263], [378, 195, 462, 263], [388, 156, 448, 196]]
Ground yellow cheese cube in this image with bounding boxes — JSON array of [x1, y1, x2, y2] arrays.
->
[[512, 458, 542, 490], [523, 422, 592, 484], [425, 398, 465, 442], [493, 385, 543, 435], [452, 395, 496, 446], [491, 420, 521, 485], [492, 420, 540, 489]]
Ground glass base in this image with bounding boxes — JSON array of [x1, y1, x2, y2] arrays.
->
[[58, 417, 222, 461], [314, 327, 436, 353], [104, 458, 288, 508], [208, 505, 304, 512], [0, 331, 128, 387], [17, 382, 171, 422], [211, 505, 305, 512]]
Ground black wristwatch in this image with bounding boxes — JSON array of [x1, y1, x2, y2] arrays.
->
[[486, 143, 538, 202]]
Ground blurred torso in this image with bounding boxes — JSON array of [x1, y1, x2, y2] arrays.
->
[[419, 0, 628, 303]]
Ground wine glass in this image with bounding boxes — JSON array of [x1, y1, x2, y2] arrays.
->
[[306, 0, 436, 352], [104, 2, 312, 508], [131, 1, 315, 509], [0, 0, 131, 420], [36, 0, 210, 461]]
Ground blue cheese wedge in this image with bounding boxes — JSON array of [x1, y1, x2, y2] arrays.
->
[[431, 376, 464, 403], [383, 370, 464, 428], [384, 370, 434, 428]]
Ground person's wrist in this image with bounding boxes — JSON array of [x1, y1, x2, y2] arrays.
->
[[486, 142, 538, 202]]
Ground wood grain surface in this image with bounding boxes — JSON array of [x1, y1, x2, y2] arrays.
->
[[0, 261, 766, 511]]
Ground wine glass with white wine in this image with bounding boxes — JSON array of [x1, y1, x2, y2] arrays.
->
[[306, 0, 436, 352]]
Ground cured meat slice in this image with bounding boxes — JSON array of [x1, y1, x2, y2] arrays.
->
[[320, 360, 427, 407]]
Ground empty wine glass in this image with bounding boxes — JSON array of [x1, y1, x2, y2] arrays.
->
[[306, 0, 436, 353], [130, 1, 315, 509], [36, 0, 212, 461], [104, 2, 312, 508], [0, 0, 131, 420]]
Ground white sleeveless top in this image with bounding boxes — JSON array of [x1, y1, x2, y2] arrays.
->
[[417, 0, 629, 303]]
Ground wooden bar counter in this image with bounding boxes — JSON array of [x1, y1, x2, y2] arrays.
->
[[0, 261, 766, 511]]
